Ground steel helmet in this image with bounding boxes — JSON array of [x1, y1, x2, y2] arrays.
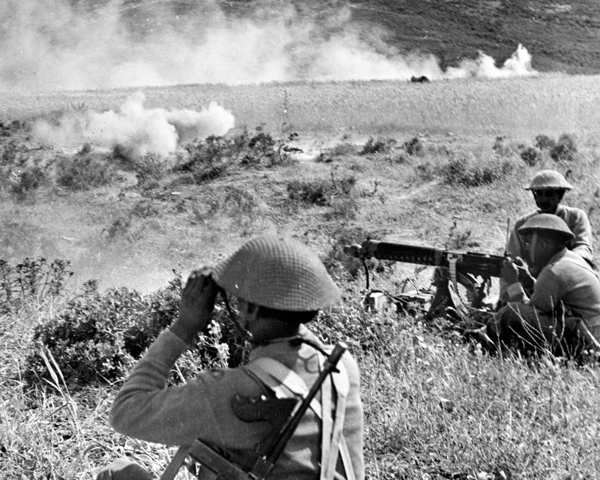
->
[[525, 170, 573, 191], [212, 235, 341, 311], [517, 214, 575, 243]]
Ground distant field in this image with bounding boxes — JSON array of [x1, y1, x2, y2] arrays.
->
[[2, 73, 600, 143]]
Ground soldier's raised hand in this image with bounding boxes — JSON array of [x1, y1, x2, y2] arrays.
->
[[170, 266, 219, 344]]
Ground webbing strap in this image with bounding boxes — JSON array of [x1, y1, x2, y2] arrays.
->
[[247, 357, 355, 480], [248, 358, 322, 417], [324, 359, 353, 480]]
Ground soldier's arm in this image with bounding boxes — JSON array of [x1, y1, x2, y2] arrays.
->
[[529, 270, 563, 316], [109, 329, 267, 448], [567, 209, 594, 261]]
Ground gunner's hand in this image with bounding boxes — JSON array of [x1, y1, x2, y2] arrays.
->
[[501, 257, 520, 284], [171, 266, 219, 344], [512, 256, 535, 288]]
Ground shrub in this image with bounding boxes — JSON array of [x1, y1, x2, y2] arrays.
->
[[10, 165, 49, 200], [360, 137, 396, 155], [287, 179, 333, 206], [443, 155, 514, 187], [403, 137, 424, 156], [492, 136, 521, 158], [177, 127, 297, 179], [0, 140, 26, 165], [55, 153, 121, 191], [550, 134, 577, 162], [0, 257, 73, 313], [25, 275, 249, 387], [520, 146, 542, 166], [534, 134, 556, 151], [287, 173, 356, 207], [326, 142, 359, 158], [135, 153, 170, 188]]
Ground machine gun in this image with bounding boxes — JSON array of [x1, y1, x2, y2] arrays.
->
[[343, 240, 506, 318]]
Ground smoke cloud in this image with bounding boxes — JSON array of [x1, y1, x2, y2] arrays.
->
[[33, 92, 235, 160], [1, 0, 536, 93]]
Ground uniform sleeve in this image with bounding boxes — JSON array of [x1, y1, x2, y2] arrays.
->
[[529, 269, 564, 315], [109, 329, 268, 448], [567, 210, 594, 261], [342, 354, 364, 480]]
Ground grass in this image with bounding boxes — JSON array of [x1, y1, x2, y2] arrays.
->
[[4, 74, 600, 142], [2, 74, 600, 479]]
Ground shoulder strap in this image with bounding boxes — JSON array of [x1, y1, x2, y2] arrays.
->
[[246, 356, 356, 480]]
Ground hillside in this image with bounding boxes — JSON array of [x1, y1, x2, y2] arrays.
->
[[349, 0, 600, 74]]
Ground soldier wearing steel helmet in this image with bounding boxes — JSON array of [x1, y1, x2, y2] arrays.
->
[[96, 235, 364, 480], [499, 169, 594, 304], [508, 169, 594, 267], [488, 214, 600, 354]]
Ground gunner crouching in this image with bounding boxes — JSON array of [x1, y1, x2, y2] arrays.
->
[[487, 214, 600, 356]]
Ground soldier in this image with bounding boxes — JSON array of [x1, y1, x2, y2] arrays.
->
[[508, 169, 593, 268], [499, 169, 594, 304], [96, 235, 364, 480], [488, 214, 600, 354]]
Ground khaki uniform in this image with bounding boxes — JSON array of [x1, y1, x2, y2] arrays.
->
[[109, 325, 364, 480], [491, 249, 600, 350], [507, 205, 594, 265], [499, 205, 594, 303]]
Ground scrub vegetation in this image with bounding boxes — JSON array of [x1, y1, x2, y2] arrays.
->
[[2, 75, 600, 480]]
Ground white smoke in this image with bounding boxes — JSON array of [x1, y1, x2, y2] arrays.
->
[[0, 0, 537, 93], [446, 44, 535, 79], [33, 92, 235, 160]]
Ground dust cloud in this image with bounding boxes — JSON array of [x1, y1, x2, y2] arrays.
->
[[32, 92, 235, 160], [1, 0, 536, 93]]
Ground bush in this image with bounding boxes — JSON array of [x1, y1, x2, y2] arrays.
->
[[55, 153, 121, 191], [10, 165, 49, 200], [287, 179, 332, 206], [360, 137, 396, 155], [25, 275, 249, 387], [0, 257, 73, 313], [520, 146, 542, 166], [0, 140, 26, 165], [550, 134, 577, 162], [287, 173, 356, 207], [177, 127, 297, 180], [403, 137, 424, 156], [135, 153, 170, 188], [534, 134, 556, 151], [443, 156, 514, 187]]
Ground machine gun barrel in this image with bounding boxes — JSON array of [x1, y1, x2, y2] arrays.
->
[[343, 240, 504, 278]]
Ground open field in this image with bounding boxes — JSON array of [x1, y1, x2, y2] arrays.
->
[[2, 72, 600, 479], [4, 73, 600, 141]]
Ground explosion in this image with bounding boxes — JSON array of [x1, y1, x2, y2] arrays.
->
[[33, 92, 235, 161], [0, 0, 536, 93]]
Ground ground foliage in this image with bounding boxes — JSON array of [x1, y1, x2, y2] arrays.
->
[[24, 273, 249, 388]]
